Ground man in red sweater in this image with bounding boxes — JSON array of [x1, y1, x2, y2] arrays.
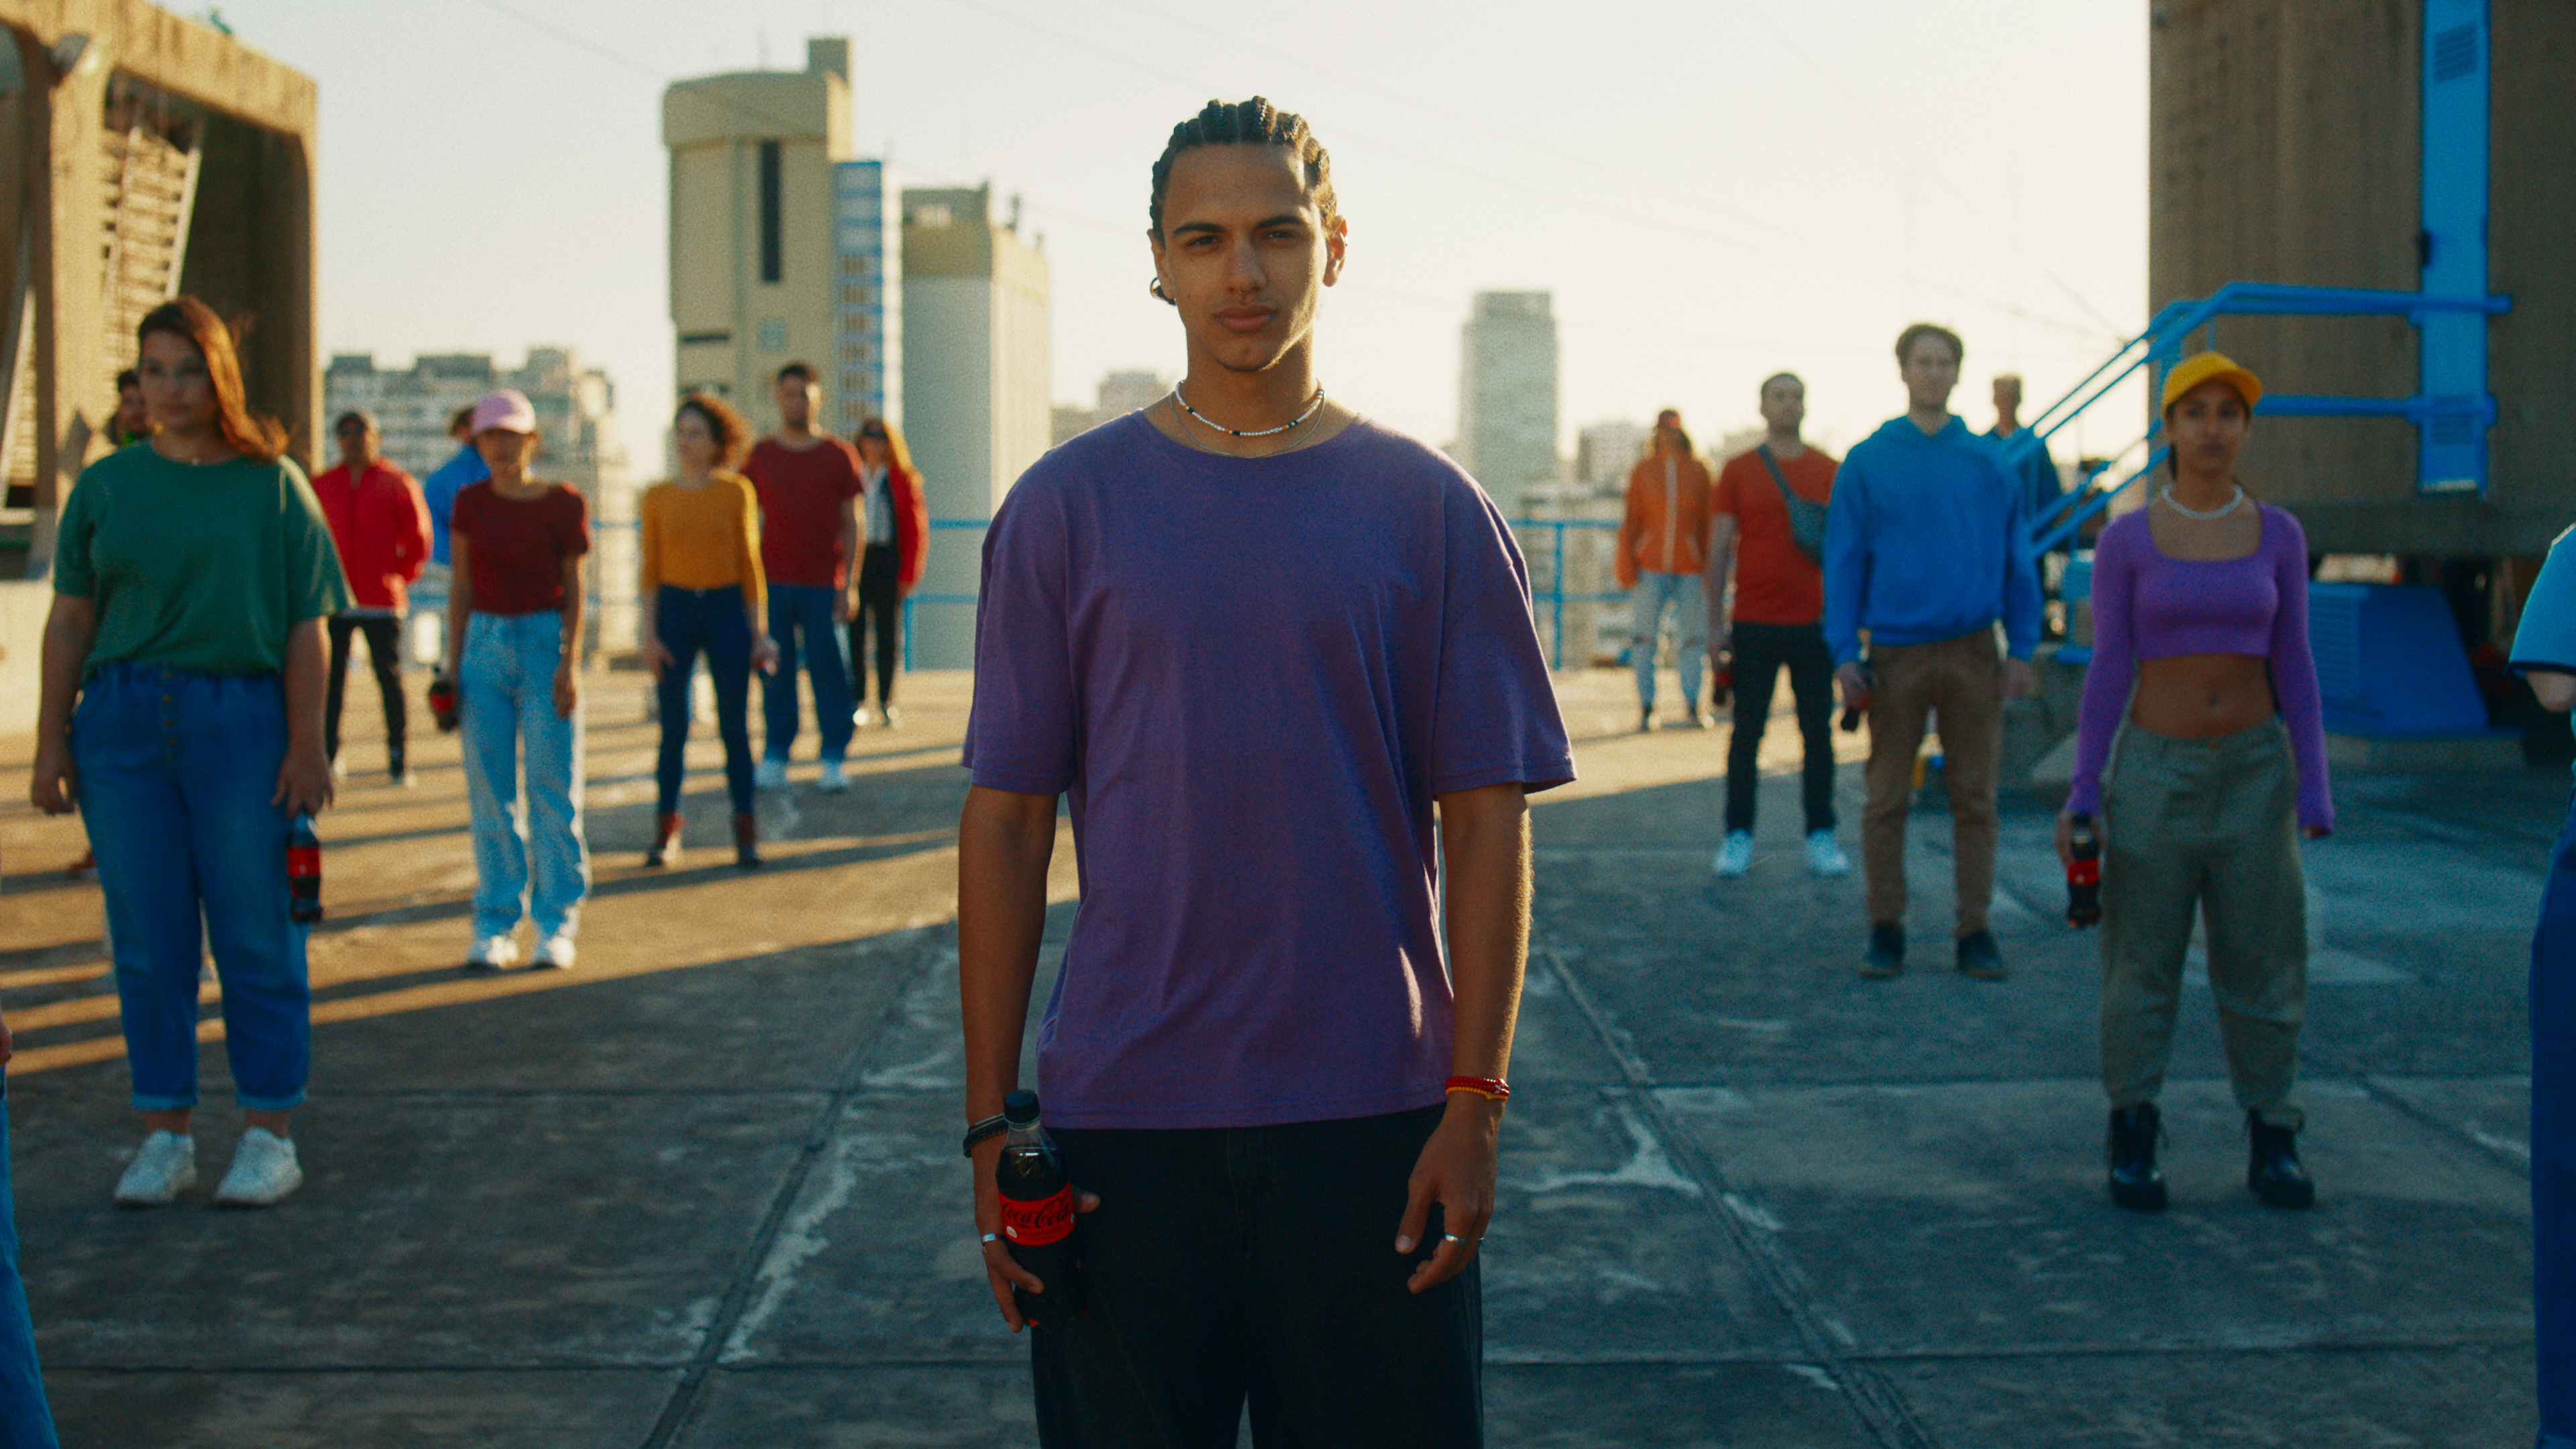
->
[[314, 410, 433, 784]]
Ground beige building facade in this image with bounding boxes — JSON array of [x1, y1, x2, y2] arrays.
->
[[901, 182, 1050, 669], [664, 39, 853, 428]]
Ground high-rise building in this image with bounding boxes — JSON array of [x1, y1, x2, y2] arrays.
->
[[1456, 290, 1560, 520], [1052, 368, 1169, 446], [829, 158, 902, 433], [663, 39, 855, 427], [1574, 420, 1651, 496], [902, 182, 1051, 668], [324, 348, 636, 653]]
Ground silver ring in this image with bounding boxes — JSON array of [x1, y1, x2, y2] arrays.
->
[[1442, 1232, 1469, 1244], [980, 1232, 999, 1244]]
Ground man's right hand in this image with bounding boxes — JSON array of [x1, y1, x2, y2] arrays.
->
[[643, 637, 674, 681], [971, 1138, 1098, 1333], [29, 739, 75, 815], [1835, 662, 1872, 710]]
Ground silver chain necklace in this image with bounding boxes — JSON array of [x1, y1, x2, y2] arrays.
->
[[2161, 482, 2245, 521], [1171, 383, 1326, 439]]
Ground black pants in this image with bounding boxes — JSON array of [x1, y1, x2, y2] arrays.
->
[[325, 612, 407, 766], [1033, 1104, 1481, 1449], [850, 542, 902, 708], [1723, 620, 1837, 835]]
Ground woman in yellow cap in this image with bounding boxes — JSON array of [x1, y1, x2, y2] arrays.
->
[[2055, 352, 2332, 1213]]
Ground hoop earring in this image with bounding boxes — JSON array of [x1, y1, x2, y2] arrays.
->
[[1148, 277, 1171, 303]]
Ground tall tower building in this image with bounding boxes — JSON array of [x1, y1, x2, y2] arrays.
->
[[1456, 290, 1560, 519], [663, 39, 854, 423], [829, 158, 901, 433], [902, 182, 1051, 668]]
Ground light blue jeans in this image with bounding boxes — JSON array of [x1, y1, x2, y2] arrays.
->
[[0, 1082, 58, 1447], [1629, 570, 1707, 712], [72, 664, 309, 1112], [460, 612, 588, 942]]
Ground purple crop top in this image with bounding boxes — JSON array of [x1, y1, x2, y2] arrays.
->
[[2064, 503, 2333, 832]]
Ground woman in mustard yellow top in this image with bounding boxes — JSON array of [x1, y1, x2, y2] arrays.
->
[[641, 394, 776, 868]]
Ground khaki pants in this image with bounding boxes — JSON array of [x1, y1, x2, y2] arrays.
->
[[1862, 631, 2002, 936], [2098, 718, 2307, 1126]]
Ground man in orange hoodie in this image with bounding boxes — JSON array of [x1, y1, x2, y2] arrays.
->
[[1616, 409, 1715, 731]]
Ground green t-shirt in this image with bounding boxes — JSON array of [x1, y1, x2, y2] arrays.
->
[[53, 445, 353, 682]]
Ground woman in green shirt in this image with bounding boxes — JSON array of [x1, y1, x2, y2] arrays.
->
[[28, 297, 348, 1209]]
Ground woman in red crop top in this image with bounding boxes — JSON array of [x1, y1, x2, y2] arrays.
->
[[441, 389, 591, 973], [2055, 353, 2332, 1216]]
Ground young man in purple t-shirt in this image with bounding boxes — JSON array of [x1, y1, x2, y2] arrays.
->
[[957, 99, 1573, 1447]]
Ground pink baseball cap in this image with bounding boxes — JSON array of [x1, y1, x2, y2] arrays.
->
[[470, 389, 537, 435]]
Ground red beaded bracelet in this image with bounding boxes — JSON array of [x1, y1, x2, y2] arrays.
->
[[1444, 1075, 1511, 1102]]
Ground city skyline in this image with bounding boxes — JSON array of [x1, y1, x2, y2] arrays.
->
[[227, 0, 2148, 492]]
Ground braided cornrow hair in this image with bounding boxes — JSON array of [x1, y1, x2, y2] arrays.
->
[[1147, 96, 1338, 241]]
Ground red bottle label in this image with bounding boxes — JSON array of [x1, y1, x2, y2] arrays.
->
[[1000, 1187, 1073, 1246], [287, 847, 321, 876], [2068, 858, 2100, 888]]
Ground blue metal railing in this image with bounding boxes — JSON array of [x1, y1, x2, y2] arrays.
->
[[898, 516, 1621, 672], [2005, 279, 2514, 558]]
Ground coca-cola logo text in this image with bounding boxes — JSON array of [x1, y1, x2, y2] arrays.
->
[[1001, 1187, 1073, 1246]]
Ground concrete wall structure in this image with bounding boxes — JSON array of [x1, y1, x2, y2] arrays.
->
[[664, 39, 852, 427], [0, 0, 315, 578], [900, 182, 1049, 669], [2148, 0, 2575, 557]]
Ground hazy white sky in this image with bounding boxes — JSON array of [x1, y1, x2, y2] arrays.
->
[[218, 0, 2152, 481]]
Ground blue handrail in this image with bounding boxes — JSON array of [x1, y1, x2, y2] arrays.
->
[[2004, 280, 2513, 547], [897, 516, 1621, 671]]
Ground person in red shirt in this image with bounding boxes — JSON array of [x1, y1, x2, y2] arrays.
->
[[850, 415, 928, 727], [1707, 374, 1847, 879], [743, 362, 864, 790], [313, 410, 433, 784]]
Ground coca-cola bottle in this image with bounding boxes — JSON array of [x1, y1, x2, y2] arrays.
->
[[288, 812, 323, 924], [1839, 663, 1875, 733], [2065, 814, 2102, 928], [995, 1089, 1084, 1330]]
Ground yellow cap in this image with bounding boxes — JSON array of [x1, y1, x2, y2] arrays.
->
[[2159, 352, 2262, 414]]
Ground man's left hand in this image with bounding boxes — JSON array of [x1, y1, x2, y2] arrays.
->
[[1998, 657, 2032, 700], [1395, 1094, 1502, 1293]]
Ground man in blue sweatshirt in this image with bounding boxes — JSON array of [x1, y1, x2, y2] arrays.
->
[[1825, 323, 2043, 981]]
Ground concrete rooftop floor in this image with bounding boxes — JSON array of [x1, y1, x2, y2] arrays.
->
[[0, 661, 2551, 1446]]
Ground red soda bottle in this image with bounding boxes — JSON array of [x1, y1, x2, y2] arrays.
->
[[995, 1089, 1084, 1330], [2065, 813, 2102, 928], [288, 812, 323, 924]]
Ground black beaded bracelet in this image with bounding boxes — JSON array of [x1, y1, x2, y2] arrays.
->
[[961, 1114, 1009, 1158]]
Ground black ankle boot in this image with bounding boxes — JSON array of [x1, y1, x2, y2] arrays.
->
[[2106, 1103, 2168, 1212], [2247, 1112, 2315, 1208]]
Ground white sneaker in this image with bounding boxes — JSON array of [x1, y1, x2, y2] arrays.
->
[[753, 757, 788, 790], [213, 1128, 302, 1207], [533, 932, 576, 970], [113, 1130, 197, 1206], [1805, 830, 1852, 877], [817, 759, 849, 793], [464, 934, 520, 971], [1713, 830, 1754, 878]]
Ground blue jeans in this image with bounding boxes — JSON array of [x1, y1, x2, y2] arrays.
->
[[0, 1083, 58, 1448], [460, 612, 588, 942], [763, 582, 854, 762], [71, 664, 309, 1112], [655, 586, 756, 816], [2534, 790, 2576, 1446], [1629, 570, 1707, 712]]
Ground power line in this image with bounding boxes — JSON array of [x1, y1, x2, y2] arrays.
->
[[1718, 0, 2123, 335]]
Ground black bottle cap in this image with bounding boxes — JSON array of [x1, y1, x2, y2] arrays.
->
[[1002, 1089, 1041, 1126]]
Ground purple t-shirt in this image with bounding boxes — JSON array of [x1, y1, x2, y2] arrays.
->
[[965, 413, 1576, 1130]]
